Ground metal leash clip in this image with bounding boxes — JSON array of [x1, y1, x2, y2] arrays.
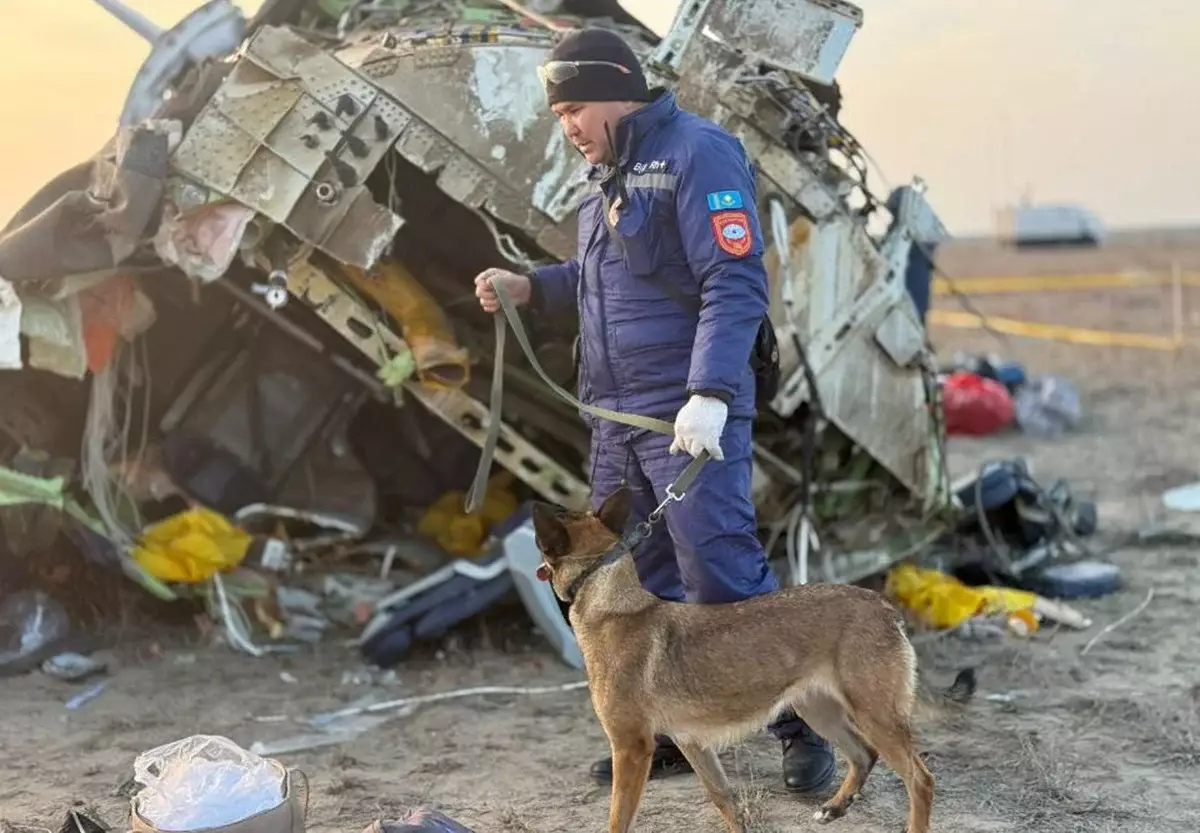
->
[[648, 487, 683, 525]]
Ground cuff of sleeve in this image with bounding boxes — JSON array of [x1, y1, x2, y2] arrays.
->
[[528, 274, 546, 312], [687, 388, 732, 405]]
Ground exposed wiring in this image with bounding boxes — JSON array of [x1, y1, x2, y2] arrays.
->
[[742, 68, 1007, 348], [471, 205, 543, 274], [744, 69, 1026, 583], [766, 194, 827, 587], [211, 572, 266, 658], [80, 337, 153, 552]]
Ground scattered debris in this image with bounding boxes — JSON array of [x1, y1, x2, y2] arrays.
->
[[367, 811, 477, 833], [1162, 482, 1200, 512], [132, 507, 253, 584], [885, 563, 1092, 638], [1014, 375, 1083, 437], [953, 459, 1099, 579], [0, 591, 72, 676], [65, 681, 109, 710], [249, 713, 393, 757], [942, 371, 1016, 436], [303, 679, 589, 724], [942, 355, 1084, 439], [0, 0, 1106, 689], [42, 652, 108, 683], [1080, 587, 1156, 656], [1029, 560, 1122, 600]]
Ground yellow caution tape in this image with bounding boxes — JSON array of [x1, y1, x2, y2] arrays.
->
[[934, 271, 1200, 296], [929, 308, 1186, 351]]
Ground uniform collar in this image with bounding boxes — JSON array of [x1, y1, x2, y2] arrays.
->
[[587, 89, 678, 183]]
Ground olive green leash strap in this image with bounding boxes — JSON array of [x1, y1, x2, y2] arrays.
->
[[464, 279, 709, 514]]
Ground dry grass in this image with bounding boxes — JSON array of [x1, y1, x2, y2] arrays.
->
[[495, 804, 535, 832]]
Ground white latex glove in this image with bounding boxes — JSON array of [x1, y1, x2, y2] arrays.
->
[[669, 395, 728, 460]]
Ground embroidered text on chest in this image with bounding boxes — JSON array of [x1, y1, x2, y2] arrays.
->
[[632, 160, 669, 174]]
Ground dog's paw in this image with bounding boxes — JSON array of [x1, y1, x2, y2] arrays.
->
[[812, 806, 846, 823]]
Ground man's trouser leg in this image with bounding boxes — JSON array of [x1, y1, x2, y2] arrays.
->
[[586, 428, 691, 782], [636, 417, 837, 794], [587, 429, 685, 602]]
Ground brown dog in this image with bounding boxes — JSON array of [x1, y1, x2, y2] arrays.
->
[[531, 487, 975, 833]]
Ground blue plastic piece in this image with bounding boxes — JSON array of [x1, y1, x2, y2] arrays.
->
[[360, 551, 515, 668], [359, 503, 585, 670], [957, 460, 1027, 511], [991, 361, 1027, 390], [1030, 560, 1122, 599]]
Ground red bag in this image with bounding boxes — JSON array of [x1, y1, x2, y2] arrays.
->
[[942, 371, 1015, 436]]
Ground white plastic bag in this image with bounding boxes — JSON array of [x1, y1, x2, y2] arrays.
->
[[134, 735, 284, 831], [1013, 375, 1082, 438]]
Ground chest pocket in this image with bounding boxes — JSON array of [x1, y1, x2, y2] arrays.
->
[[606, 188, 670, 277]]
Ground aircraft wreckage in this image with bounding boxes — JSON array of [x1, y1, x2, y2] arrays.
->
[[0, 0, 952, 660]]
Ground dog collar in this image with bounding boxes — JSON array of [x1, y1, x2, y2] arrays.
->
[[561, 524, 651, 603]]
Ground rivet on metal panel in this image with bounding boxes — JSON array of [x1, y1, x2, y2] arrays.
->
[[414, 46, 462, 69], [315, 182, 341, 205], [360, 57, 401, 79]]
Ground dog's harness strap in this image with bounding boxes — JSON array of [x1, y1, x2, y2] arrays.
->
[[465, 278, 710, 513]]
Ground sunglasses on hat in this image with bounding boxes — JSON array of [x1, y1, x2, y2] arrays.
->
[[537, 59, 632, 87]]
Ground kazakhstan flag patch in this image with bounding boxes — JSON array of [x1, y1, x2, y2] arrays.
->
[[706, 190, 744, 211]]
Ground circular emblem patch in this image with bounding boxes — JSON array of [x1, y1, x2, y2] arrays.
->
[[710, 210, 754, 257], [722, 223, 747, 241]]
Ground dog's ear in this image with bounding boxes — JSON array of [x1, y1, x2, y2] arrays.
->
[[531, 502, 570, 558], [595, 486, 632, 535]]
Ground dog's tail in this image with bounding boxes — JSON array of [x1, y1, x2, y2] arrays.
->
[[913, 666, 978, 719]]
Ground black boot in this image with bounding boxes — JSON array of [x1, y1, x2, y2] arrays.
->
[[781, 723, 837, 794], [589, 737, 693, 784]]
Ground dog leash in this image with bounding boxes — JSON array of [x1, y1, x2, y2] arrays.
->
[[464, 278, 710, 514], [558, 461, 705, 603]]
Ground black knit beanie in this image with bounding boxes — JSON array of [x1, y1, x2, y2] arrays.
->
[[542, 28, 651, 106]]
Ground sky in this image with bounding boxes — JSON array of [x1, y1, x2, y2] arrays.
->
[[0, 0, 1195, 236]]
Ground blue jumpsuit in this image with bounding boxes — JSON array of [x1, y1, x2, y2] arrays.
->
[[530, 91, 806, 741]]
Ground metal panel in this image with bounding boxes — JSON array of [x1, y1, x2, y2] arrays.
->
[[403, 384, 591, 512], [336, 34, 593, 228], [763, 204, 937, 497], [705, 0, 864, 84], [168, 25, 404, 272], [727, 122, 842, 222], [171, 105, 261, 195], [286, 261, 590, 510]]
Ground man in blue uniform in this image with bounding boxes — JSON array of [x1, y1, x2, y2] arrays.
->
[[474, 27, 835, 795]]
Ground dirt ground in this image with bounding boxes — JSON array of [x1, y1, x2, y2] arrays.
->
[[3, 286, 1199, 833]]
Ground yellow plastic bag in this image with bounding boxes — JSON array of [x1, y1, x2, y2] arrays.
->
[[133, 507, 253, 584], [417, 473, 519, 557], [340, 261, 470, 389], [885, 563, 1040, 633]]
